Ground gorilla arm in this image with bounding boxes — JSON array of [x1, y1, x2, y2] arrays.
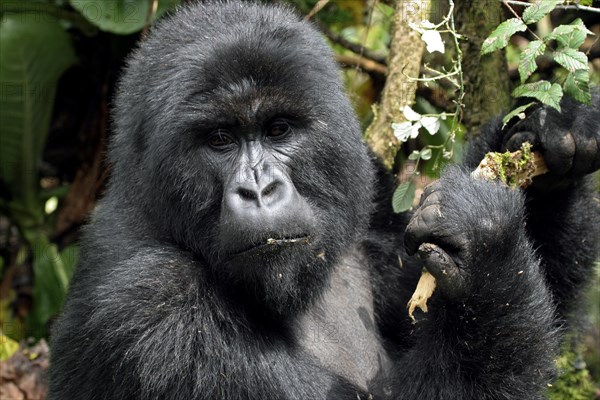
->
[[48, 248, 368, 400], [463, 91, 600, 316], [384, 168, 558, 400]]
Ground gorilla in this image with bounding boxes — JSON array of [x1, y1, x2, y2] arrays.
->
[[49, 2, 600, 399]]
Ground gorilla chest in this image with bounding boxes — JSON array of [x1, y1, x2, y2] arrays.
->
[[295, 250, 391, 390]]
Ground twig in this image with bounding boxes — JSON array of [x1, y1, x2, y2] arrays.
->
[[335, 55, 387, 75], [502, 0, 545, 42], [304, 0, 331, 21], [317, 22, 388, 65], [502, 0, 600, 14]]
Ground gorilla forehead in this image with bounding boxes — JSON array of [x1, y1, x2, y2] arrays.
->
[[136, 2, 341, 118], [111, 1, 362, 176]]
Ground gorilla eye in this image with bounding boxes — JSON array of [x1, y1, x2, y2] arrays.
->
[[208, 130, 234, 148], [268, 120, 291, 138]]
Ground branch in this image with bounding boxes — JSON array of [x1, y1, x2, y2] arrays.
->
[[317, 23, 388, 65], [335, 54, 387, 75], [365, 0, 433, 169], [304, 0, 331, 21], [501, 0, 600, 14]]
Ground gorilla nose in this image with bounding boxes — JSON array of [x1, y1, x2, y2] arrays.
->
[[220, 170, 315, 255], [232, 180, 288, 208]]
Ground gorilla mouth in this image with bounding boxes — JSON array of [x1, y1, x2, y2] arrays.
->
[[232, 235, 311, 256]]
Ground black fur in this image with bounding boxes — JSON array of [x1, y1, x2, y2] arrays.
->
[[49, 2, 600, 399]]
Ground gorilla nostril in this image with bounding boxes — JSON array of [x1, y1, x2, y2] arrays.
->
[[261, 182, 279, 198], [238, 188, 258, 201]]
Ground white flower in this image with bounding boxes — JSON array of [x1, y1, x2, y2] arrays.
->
[[392, 121, 420, 142], [421, 30, 445, 54], [420, 116, 440, 135], [402, 106, 421, 121], [393, 107, 441, 142]]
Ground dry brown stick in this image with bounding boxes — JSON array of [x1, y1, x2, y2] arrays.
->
[[335, 54, 387, 75], [407, 143, 549, 321]]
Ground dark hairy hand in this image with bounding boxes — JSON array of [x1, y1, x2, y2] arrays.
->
[[404, 167, 526, 300], [502, 95, 600, 191]]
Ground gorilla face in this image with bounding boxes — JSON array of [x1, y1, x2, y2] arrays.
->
[[109, 5, 375, 314]]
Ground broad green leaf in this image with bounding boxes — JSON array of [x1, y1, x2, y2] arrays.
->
[[481, 18, 526, 55], [512, 81, 563, 111], [563, 70, 592, 105], [0, 14, 76, 214], [69, 0, 180, 34], [545, 19, 593, 49], [27, 236, 78, 338], [392, 181, 416, 213], [522, 0, 562, 24], [553, 48, 588, 72], [502, 102, 535, 128], [519, 40, 546, 83]]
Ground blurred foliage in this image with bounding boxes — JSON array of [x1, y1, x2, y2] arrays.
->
[[0, 10, 78, 340], [0, 0, 179, 342], [549, 334, 597, 400]]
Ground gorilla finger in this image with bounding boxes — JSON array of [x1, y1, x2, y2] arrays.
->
[[404, 203, 442, 255], [419, 190, 442, 209], [571, 134, 599, 176], [540, 130, 575, 176], [503, 131, 537, 152], [419, 181, 442, 207], [504, 106, 546, 137], [417, 243, 468, 300]]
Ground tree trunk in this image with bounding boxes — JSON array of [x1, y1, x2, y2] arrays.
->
[[365, 0, 433, 169], [455, 1, 511, 135]]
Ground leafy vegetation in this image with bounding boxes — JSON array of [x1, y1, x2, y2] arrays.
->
[[0, 0, 181, 344], [481, 1, 594, 126]]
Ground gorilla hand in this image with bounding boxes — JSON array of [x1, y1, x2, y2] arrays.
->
[[502, 95, 600, 191], [404, 167, 527, 301]]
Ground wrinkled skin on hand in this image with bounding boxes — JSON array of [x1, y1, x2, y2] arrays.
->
[[502, 95, 600, 191], [404, 167, 528, 300]]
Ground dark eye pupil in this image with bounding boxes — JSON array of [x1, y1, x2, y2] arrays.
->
[[209, 131, 232, 147], [270, 122, 289, 137]]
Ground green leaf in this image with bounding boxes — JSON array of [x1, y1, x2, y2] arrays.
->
[[481, 18, 526, 55], [0, 14, 76, 215], [563, 70, 592, 106], [392, 181, 416, 213], [420, 148, 432, 160], [502, 102, 535, 128], [553, 48, 588, 72], [519, 40, 546, 83], [27, 236, 78, 338], [512, 81, 563, 111], [0, 334, 19, 361], [408, 150, 421, 161], [545, 19, 593, 49], [522, 0, 562, 24], [69, 0, 179, 34]]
